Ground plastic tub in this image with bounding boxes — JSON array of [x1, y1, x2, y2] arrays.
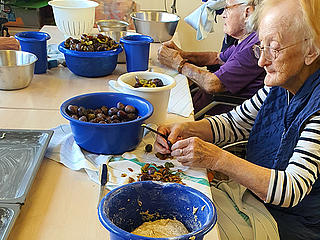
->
[[48, 0, 99, 38], [112, 71, 176, 124], [58, 41, 123, 77], [98, 181, 217, 240], [60, 92, 153, 154], [15, 31, 50, 74], [120, 35, 153, 72], [99, 31, 140, 63]]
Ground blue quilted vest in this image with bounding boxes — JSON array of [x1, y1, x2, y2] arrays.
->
[[246, 69, 320, 239]]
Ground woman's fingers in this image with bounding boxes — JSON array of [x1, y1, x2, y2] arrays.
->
[[163, 40, 175, 48], [154, 140, 171, 154]]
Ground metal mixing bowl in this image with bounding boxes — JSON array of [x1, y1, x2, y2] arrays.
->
[[96, 20, 129, 32], [0, 50, 37, 90], [130, 11, 180, 42]]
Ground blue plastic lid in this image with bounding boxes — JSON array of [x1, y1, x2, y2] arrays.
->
[[120, 35, 154, 45], [15, 31, 51, 42]]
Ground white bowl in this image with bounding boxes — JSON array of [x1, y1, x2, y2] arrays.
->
[[114, 71, 176, 124], [49, 0, 99, 38]]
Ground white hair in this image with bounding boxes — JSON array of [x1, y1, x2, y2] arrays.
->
[[243, 0, 262, 33]]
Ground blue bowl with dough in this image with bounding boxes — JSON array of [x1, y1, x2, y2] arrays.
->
[[98, 181, 217, 240]]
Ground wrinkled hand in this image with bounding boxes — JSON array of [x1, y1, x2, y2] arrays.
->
[[171, 137, 222, 170], [162, 40, 183, 53], [154, 123, 187, 154], [157, 45, 184, 71], [0, 37, 20, 50]]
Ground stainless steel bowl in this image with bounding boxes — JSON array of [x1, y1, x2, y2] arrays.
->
[[0, 50, 37, 90], [101, 31, 140, 63], [96, 19, 129, 32], [130, 11, 180, 42]]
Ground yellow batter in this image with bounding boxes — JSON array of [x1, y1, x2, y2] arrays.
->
[[131, 219, 189, 238]]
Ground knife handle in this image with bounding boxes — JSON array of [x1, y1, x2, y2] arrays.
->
[[101, 164, 108, 186]]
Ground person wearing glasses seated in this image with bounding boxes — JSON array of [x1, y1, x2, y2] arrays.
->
[[155, 0, 320, 239], [158, 0, 265, 117]]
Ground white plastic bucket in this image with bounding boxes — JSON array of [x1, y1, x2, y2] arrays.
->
[[112, 71, 176, 124], [48, 0, 99, 39]]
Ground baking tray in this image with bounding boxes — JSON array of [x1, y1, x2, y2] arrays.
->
[[0, 203, 20, 240], [0, 129, 53, 204]]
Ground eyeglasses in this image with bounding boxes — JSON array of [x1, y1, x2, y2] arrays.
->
[[252, 39, 309, 61], [223, 2, 246, 15]]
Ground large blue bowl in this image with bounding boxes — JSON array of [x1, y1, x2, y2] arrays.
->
[[98, 181, 217, 240], [58, 42, 123, 77], [60, 92, 153, 154]]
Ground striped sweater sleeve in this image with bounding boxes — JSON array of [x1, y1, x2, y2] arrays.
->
[[265, 112, 320, 207], [206, 86, 270, 146]]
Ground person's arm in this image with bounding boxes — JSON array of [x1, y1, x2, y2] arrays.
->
[[181, 62, 226, 93], [170, 87, 271, 200], [154, 119, 216, 155], [157, 45, 226, 93], [180, 51, 221, 66], [171, 135, 272, 200], [162, 40, 221, 66], [0, 37, 20, 50], [207, 87, 270, 145]]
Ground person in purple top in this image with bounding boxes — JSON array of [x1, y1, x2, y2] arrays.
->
[[158, 0, 265, 116]]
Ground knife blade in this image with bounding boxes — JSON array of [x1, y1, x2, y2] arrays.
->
[[97, 163, 108, 208], [141, 124, 172, 149]]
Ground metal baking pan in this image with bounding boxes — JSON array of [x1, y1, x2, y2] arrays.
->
[[0, 129, 53, 204], [0, 203, 20, 240]]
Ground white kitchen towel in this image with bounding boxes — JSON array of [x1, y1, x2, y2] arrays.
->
[[167, 74, 194, 118], [184, 0, 226, 40], [45, 124, 212, 199]]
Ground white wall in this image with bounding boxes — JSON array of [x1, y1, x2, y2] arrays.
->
[[134, 0, 225, 52]]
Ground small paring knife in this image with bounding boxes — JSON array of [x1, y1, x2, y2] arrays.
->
[[97, 163, 108, 209], [141, 124, 172, 149]]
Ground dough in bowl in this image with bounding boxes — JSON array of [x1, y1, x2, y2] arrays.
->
[[131, 219, 189, 238]]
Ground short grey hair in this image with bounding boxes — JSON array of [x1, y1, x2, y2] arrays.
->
[[243, 0, 262, 33]]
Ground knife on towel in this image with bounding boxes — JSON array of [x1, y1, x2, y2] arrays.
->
[[97, 163, 108, 208]]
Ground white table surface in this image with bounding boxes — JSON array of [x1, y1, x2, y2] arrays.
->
[[4, 25, 220, 240]]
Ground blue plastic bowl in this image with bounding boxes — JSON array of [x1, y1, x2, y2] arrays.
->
[[60, 92, 153, 154], [58, 41, 123, 77], [98, 181, 217, 240]]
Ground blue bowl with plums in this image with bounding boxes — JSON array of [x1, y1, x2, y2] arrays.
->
[[58, 41, 122, 77], [60, 92, 153, 154], [98, 181, 217, 240]]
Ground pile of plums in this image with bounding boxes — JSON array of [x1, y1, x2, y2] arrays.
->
[[64, 34, 119, 52], [66, 102, 139, 124], [133, 77, 165, 88]]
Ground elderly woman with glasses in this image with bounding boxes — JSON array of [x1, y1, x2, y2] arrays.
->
[[155, 0, 320, 239], [158, 0, 265, 116]]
